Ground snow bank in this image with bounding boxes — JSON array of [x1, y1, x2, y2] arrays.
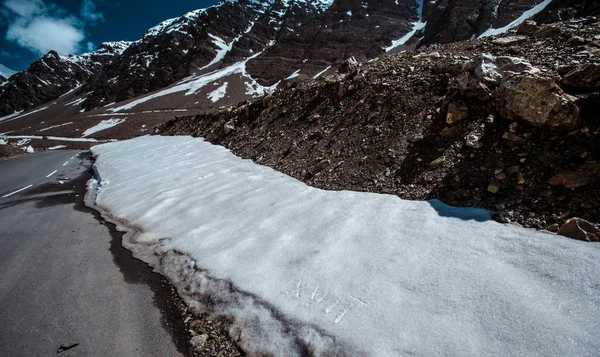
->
[[89, 136, 600, 356]]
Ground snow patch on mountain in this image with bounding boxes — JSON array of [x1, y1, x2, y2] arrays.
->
[[144, 7, 210, 38], [479, 0, 554, 38], [296, 0, 334, 12], [0, 111, 24, 123], [385, 21, 426, 52], [207, 82, 229, 103], [65, 97, 87, 107], [83, 118, 126, 137], [94, 41, 134, 56], [312, 65, 332, 79], [39, 122, 74, 132], [285, 69, 301, 79], [202, 34, 233, 71], [109, 48, 277, 112]]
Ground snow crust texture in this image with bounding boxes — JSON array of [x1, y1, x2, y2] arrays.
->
[[90, 136, 600, 357]]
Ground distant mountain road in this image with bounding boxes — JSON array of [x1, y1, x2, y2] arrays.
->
[[0, 151, 189, 356]]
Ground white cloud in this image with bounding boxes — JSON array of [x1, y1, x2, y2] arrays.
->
[[2, 0, 104, 56], [3, 0, 43, 17], [80, 0, 103, 24], [6, 16, 84, 55]]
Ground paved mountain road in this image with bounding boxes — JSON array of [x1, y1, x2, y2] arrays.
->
[[0, 151, 189, 356]]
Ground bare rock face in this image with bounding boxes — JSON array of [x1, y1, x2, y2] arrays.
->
[[422, 0, 548, 45], [0, 45, 127, 115], [561, 64, 600, 88], [558, 218, 600, 242], [493, 76, 580, 130], [535, 0, 600, 23]]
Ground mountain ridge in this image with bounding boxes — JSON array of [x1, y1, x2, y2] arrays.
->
[[0, 0, 598, 120]]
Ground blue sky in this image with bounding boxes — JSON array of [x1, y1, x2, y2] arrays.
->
[[0, 0, 218, 72]]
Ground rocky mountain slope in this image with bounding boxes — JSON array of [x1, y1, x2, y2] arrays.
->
[[158, 17, 600, 238], [2, 0, 597, 119], [0, 42, 131, 116]]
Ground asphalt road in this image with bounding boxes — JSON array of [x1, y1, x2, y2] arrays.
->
[[0, 151, 189, 356]]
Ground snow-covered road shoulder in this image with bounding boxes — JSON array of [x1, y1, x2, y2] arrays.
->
[[88, 136, 600, 356]]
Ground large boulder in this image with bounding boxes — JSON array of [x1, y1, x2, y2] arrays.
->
[[561, 64, 600, 88], [493, 76, 580, 130], [548, 161, 600, 189], [558, 218, 600, 242], [474, 54, 539, 87]]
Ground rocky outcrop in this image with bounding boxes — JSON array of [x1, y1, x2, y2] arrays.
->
[[473, 54, 539, 86], [456, 53, 580, 130], [493, 76, 580, 129]]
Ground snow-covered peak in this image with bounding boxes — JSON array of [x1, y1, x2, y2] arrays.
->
[[0, 62, 17, 79], [144, 17, 179, 38], [95, 41, 135, 56], [59, 54, 93, 66], [143, 8, 210, 38]]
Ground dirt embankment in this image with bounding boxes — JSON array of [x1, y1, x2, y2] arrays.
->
[[0, 144, 24, 161], [158, 18, 600, 232]]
